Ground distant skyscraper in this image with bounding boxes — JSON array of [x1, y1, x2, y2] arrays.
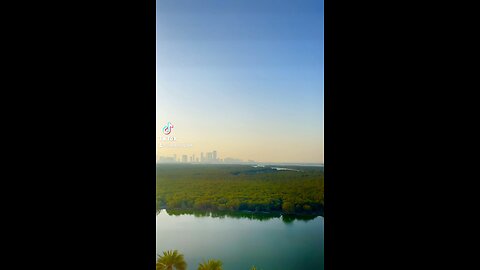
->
[[182, 155, 187, 163], [201, 152, 204, 162], [213, 151, 217, 161]]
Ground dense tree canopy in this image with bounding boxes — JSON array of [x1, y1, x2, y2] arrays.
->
[[156, 164, 324, 215]]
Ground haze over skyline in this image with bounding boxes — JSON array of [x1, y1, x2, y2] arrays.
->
[[157, 0, 324, 163]]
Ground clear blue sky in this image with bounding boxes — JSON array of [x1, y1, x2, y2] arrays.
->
[[157, 0, 324, 163]]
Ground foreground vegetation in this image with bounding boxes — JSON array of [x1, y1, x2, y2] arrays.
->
[[157, 250, 186, 270], [156, 164, 324, 215], [156, 250, 258, 270]]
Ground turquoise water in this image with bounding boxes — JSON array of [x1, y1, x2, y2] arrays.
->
[[156, 210, 324, 270]]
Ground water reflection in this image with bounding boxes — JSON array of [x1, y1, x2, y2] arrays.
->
[[157, 209, 321, 223]]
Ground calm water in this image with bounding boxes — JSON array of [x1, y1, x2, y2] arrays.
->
[[156, 210, 324, 270]]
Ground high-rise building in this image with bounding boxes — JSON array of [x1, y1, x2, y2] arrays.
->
[[182, 155, 188, 163], [201, 152, 204, 162], [213, 151, 217, 161]]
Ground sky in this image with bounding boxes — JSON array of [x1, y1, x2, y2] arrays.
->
[[156, 0, 323, 163]]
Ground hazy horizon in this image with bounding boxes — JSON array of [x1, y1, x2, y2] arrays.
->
[[157, 0, 324, 163]]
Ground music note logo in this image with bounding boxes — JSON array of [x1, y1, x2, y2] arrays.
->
[[163, 122, 174, 135]]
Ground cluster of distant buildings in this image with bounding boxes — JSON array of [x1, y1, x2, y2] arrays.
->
[[157, 151, 255, 164]]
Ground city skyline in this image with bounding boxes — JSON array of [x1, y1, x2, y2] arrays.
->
[[157, 150, 245, 164], [157, 0, 324, 163], [157, 148, 323, 166]]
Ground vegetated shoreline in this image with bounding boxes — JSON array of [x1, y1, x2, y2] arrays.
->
[[157, 206, 324, 218], [156, 164, 324, 220]]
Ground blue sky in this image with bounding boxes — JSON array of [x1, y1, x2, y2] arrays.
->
[[157, 0, 324, 163]]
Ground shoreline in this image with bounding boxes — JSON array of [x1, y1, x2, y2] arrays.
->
[[156, 207, 324, 218]]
